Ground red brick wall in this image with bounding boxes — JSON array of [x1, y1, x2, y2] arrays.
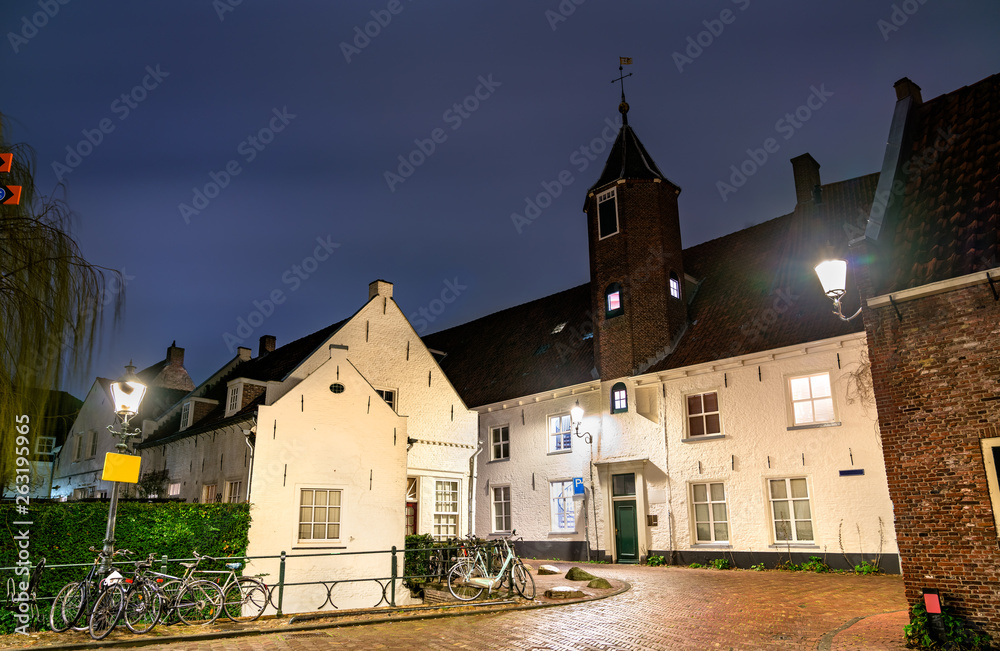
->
[[587, 179, 686, 380], [863, 279, 1000, 635]]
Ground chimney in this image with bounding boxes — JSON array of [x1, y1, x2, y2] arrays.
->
[[166, 340, 184, 366], [369, 279, 393, 300], [894, 77, 922, 104], [790, 153, 821, 205], [237, 347, 252, 361], [259, 335, 276, 356]]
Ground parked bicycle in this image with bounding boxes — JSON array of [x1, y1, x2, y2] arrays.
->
[[147, 550, 223, 626], [49, 547, 129, 635], [191, 554, 268, 621], [447, 532, 534, 601]]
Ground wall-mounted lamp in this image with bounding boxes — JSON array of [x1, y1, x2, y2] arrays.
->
[[814, 259, 862, 321]]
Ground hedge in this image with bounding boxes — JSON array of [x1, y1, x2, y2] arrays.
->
[[1, 500, 251, 631]]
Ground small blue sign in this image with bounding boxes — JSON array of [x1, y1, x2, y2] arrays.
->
[[573, 477, 585, 495]]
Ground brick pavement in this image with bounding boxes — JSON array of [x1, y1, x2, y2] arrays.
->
[[5, 563, 908, 650]]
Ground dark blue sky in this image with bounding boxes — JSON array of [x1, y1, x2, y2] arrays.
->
[[4, 1, 1000, 398]]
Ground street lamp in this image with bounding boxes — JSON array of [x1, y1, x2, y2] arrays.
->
[[814, 259, 862, 321], [101, 362, 146, 571], [571, 400, 600, 563]]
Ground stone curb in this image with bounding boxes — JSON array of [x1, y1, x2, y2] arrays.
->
[[7, 579, 631, 650]]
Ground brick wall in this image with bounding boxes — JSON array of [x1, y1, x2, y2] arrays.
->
[[863, 279, 1000, 634]]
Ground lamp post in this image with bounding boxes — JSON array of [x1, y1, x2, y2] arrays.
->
[[814, 258, 862, 321], [101, 362, 147, 572], [571, 401, 600, 563]]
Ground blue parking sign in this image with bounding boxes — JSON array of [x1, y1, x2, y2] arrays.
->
[[573, 477, 585, 495]]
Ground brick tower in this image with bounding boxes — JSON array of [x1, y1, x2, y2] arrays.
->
[[585, 100, 687, 380]]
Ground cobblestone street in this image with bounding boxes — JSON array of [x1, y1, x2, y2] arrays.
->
[[120, 564, 907, 651]]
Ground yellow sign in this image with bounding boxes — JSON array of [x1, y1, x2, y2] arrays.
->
[[102, 452, 141, 483], [619, 57, 633, 65]]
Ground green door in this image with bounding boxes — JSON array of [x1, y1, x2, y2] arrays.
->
[[614, 500, 638, 563]]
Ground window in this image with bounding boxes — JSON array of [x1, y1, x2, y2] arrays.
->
[[433, 480, 459, 540], [87, 430, 98, 458], [769, 478, 813, 542], [597, 187, 619, 238], [551, 322, 567, 334], [669, 272, 681, 299], [180, 401, 192, 429], [36, 437, 55, 455], [375, 389, 396, 412], [490, 425, 509, 461], [982, 439, 1000, 534], [549, 414, 572, 452], [612, 473, 635, 496], [72, 434, 83, 461], [492, 486, 511, 533], [202, 484, 218, 504], [225, 480, 242, 503], [692, 483, 728, 542], [405, 477, 418, 536], [168, 483, 181, 497], [605, 283, 623, 318], [550, 480, 576, 532], [227, 385, 240, 415], [298, 488, 342, 541], [686, 392, 721, 437], [611, 382, 628, 414], [789, 373, 835, 425]]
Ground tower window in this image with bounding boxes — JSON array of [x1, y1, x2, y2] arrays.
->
[[610, 382, 628, 414], [597, 188, 619, 239], [605, 283, 624, 318], [669, 272, 681, 299]]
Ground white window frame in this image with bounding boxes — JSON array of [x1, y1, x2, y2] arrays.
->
[[375, 388, 396, 412], [691, 482, 729, 543], [225, 480, 242, 503], [549, 480, 576, 533], [168, 482, 181, 497], [180, 401, 192, 430], [769, 477, 814, 543], [548, 414, 572, 453], [788, 372, 837, 427], [492, 485, 511, 533], [597, 187, 619, 239], [490, 425, 510, 461], [226, 385, 241, 417], [87, 430, 98, 458], [685, 391, 722, 438], [35, 436, 56, 455], [297, 487, 343, 544], [202, 483, 218, 503], [433, 479, 460, 541], [669, 274, 681, 299], [982, 438, 1000, 535]]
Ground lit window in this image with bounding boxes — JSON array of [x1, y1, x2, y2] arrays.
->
[[490, 425, 509, 461], [605, 283, 623, 318], [549, 414, 572, 452], [168, 483, 181, 497], [550, 480, 576, 532], [769, 478, 813, 542], [669, 272, 681, 299], [492, 486, 511, 533], [551, 322, 567, 334], [298, 488, 342, 541], [692, 483, 728, 542], [597, 188, 619, 238], [611, 382, 628, 414], [433, 480, 459, 540], [789, 373, 835, 425], [686, 392, 721, 437], [375, 388, 396, 412]]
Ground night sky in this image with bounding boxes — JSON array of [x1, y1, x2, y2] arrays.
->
[[4, 1, 999, 398]]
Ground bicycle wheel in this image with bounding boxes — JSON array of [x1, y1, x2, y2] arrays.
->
[[89, 585, 125, 640], [223, 577, 268, 622], [447, 561, 485, 601], [511, 561, 535, 600], [124, 582, 162, 634], [176, 580, 223, 625], [49, 581, 85, 632]]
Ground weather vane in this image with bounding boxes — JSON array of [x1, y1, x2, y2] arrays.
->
[[612, 57, 633, 123]]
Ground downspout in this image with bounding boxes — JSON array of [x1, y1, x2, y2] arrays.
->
[[243, 421, 256, 502], [468, 445, 483, 536]]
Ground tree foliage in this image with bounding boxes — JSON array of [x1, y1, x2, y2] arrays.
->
[[0, 114, 123, 481]]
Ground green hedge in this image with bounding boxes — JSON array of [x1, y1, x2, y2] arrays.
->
[[2, 501, 251, 607]]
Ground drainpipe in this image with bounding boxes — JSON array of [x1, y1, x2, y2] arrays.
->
[[243, 421, 256, 502], [468, 445, 483, 536]]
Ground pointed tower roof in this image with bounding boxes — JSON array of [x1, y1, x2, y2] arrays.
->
[[587, 104, 678, 194]]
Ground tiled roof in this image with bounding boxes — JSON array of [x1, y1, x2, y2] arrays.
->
[[425, 174, 879, 407], [422, 284, 596, 408], [879, 73, 1000, 293], [588, 122, 678, 193], [137, 319, 346, 447]]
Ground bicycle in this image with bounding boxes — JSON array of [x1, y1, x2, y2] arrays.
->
[[49, 547, 129, 634], [192, 554, 268, 621], [121, 554, 163, 634], [147, 551, 223, 626], [447, 532, 534, 601]]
